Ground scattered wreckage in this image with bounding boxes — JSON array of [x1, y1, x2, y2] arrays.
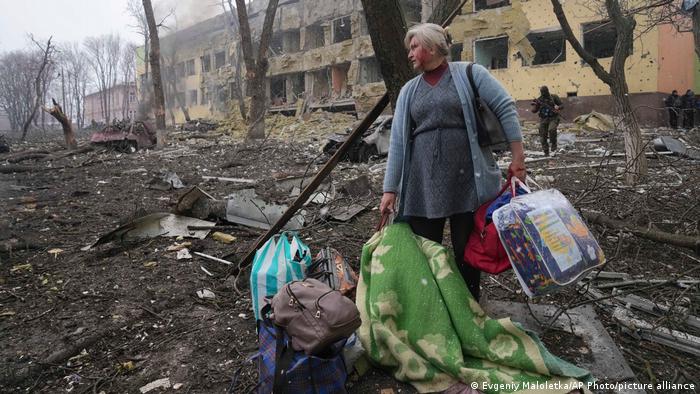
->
[[90, 120, 156, 152], [323, 115, 392, 162]]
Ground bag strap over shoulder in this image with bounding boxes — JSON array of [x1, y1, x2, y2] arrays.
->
[[466, 63, 480, 101]]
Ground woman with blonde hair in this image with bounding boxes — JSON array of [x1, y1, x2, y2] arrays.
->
[[379, 23, 526, 300]]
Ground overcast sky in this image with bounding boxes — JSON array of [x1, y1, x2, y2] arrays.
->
[[0, 0, 223, 52]]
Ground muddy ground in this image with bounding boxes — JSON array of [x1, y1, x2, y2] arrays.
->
[[0, 119, 698, 394]]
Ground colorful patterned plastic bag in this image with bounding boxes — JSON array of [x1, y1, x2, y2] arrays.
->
[[250, 232, 311, 320], [492, 189, 606, 296]]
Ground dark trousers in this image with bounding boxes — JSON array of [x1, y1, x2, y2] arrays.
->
[[538, 117, 559, 155], [668, 108, 678, 129], [682, 109, 695, 129], [407, 212, 481, 300]]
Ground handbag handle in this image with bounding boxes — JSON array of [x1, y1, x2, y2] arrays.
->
[[375, 212, 392, 231]]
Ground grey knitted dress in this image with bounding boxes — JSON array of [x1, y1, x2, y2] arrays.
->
[[403, 70, 478, 218]]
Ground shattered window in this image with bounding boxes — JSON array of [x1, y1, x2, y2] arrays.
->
[[332, 16, 352, 44], [400, 0, 421, 24], [359, 57, 383, 84], [270, 76, 287, 105], [524, 30, 566, 66], [283, 30, 301, 53], [201, 54, 211, 73], [185, 59, 195, 76], [215, 51, 226, 69], [583, 21, 617, 59], [189, 90, 198, 106], [289, 73, 305, 101], [475, 0, 510, 11], [305, 24, 325, 49], [270, 33, 284, 55], [450, 43, 464, 61], [474, 36, 508, 69]]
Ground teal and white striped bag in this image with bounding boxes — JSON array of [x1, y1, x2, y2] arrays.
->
[[250, 233, 312, 321]]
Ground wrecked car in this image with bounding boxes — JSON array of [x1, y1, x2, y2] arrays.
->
[[323, 115, 392, 162], [90, 120, 157, 152]]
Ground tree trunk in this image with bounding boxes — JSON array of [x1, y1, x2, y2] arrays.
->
[[142, 0, 166, 130], [235, 0, 279, 139], [360, 0, 413, 109], [224, 0, 248, 121], [44, 99, 78, 150], [22, 37, 53, 140], [550, 0, 647, 185], [426, 0, 462, 24]]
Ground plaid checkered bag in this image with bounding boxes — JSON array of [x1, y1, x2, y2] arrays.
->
[[256, 306, 348, 394]]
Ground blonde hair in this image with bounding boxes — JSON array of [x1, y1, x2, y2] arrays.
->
[[404, 23, 450, 58]]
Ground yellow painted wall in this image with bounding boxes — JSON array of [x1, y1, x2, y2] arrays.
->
[[451, 0, 660, 100], [657, 24, 695, 93]]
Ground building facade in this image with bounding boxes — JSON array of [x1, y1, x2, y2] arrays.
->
[[84, 83, 138, 125], [136, 0, 698, 126]]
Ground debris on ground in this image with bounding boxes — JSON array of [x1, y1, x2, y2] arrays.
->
[[90, 120, 156, 151], [1, 118, 698, 393], [182, 119, 218, 132], [573, 111, 615, 132]]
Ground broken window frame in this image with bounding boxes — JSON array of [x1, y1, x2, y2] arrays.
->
[[522, 29, 567, 67], [189, 90, 198, 106], [582, 20, 618, 60], [359, 57, 383, 84], [473, 35, 509, 70], [331, 16, 352, 44], [214, 51, 226, 69], [270, 75, 287, 105], [201, 54, 211, 73], [474, 0, 511, 11], [185, 59, 195, 76], [305, 24, 325, 50]]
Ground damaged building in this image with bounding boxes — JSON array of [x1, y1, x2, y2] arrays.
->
[[447, 0, 699, 126], [136, 0, 698, 127]]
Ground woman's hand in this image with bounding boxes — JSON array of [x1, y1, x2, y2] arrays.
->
[[509, 141, 527, 182], [379, 192, 396, 215]]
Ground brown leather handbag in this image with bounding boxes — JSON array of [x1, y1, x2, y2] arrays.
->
[[271, 278, 361, 355]]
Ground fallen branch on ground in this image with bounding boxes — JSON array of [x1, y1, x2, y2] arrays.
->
[[582, 210, 700, 254]]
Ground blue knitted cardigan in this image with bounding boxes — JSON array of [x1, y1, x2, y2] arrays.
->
[[383, 62, 523, 217]]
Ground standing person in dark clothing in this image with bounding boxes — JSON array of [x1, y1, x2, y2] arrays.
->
[[681, 89, 696, 130], [531, 86, 563, 156], [380, 23, 526, 301], [665, 90, 681, 129]]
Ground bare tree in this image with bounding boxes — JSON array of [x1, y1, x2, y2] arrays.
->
[[120, 43, 137, 119], [127, 0, 150, 107], [43, 98, 77, 149], [22, 36, 55, 140], [223, 0, 248, 121], [0, 51, 37, 132], [84, 34, 123, 124], [550, 0, 647, 185], [234, 0, 279, 139], [143, 0, 167, 130], [160, 24, 192, 123]]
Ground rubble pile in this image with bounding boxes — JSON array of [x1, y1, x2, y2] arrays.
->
[[182, 119, 219, 132]]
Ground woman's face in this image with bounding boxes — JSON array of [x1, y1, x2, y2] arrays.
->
[[408, 36, 436, 71]]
